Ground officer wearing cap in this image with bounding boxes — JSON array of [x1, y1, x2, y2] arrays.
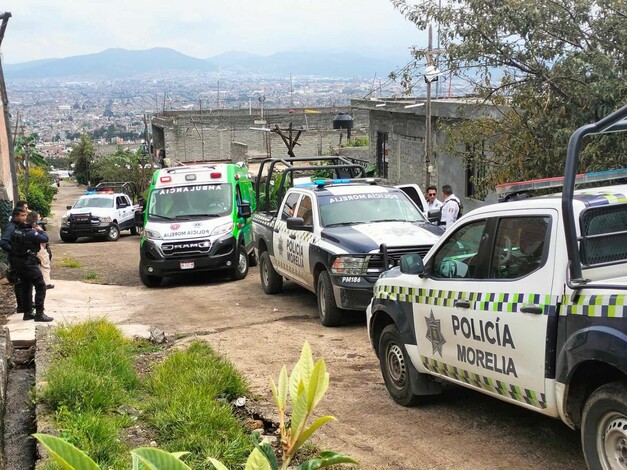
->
[[10, 211, 53, 322]]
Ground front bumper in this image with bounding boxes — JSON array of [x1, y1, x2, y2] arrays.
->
[[331, 275, 378, 311], [139, 234, 237, 277], [60, 222, 112, 237]]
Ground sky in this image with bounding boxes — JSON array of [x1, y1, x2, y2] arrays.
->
[[1, 0, 427, 64]]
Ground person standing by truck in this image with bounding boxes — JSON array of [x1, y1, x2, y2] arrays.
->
[[0, 207, 28, 313], [439, 184, 462, 230]]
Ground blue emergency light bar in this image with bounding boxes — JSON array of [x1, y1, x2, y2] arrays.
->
[[294, 178, 377, 188]]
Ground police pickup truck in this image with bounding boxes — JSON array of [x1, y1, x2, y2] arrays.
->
[[60, 182, 139, 242], [366, 106, 627, 469], [252, 157, 443, 327]]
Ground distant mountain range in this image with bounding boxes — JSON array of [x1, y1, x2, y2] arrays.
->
[[4, 47, 406, 80]]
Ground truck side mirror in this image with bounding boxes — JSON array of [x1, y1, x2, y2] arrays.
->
[[287, 216, 312, 232], [428, 209, 441, 224], [66, 205, 72, 210], [239, 201, 252, 219], [400, 253, 424, 275]]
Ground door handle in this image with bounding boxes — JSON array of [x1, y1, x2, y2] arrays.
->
[[289, 234, 296, 240], [520, 305, 543, 315], [454, 300, 471, 309]]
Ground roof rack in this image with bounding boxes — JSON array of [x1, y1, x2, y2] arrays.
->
[[255, 157, 367, 213], [496, 168, 627, 202]]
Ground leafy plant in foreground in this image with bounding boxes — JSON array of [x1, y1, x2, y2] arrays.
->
[[209, 341, 357, 470], [33, 342, 357, 469]]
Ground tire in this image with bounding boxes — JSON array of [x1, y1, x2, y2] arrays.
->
[[130, 226, 138, 235], [581, 381, 627, 470], [378, 324, 421, 406], [106, 224, 120, 242], [260, 251, 283, 294], [60, 233, 77, 243], [139, 262, 162, 288], [231, 244, 249, 280], [316, 270, 342, 327]]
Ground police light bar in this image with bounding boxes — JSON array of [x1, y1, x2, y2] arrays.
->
[[496, 168, 627, 202], [210, 172, 222, 179]]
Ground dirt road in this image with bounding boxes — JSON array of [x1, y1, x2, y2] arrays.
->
[[49, 180, 583, 469]]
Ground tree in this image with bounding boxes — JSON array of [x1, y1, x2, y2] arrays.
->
[[70, 133, 95, 186], [390, 0, 627, 195]]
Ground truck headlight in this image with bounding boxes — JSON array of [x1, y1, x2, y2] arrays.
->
[[331, 256, 370, 275], [61, 216, 68, 225], [144, 229, 162, 240], [98, 216, 112, 223], [211, 222, 234, 237]]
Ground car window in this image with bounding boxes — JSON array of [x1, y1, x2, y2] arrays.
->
[[432, 220, 488, 279], [296, 195, 313, 225], [281, 193, 301, 221], [489, 216, 549, 279]]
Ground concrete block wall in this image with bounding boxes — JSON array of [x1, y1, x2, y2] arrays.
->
[[153, 107, 369, 162]]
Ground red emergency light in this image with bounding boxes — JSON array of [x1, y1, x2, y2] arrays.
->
[[160, 176, 172, 183], [210, 172, 222, 179]]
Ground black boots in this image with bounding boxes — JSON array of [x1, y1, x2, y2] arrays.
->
[[23, 310, 54, 322]]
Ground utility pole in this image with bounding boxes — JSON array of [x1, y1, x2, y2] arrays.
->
[[423, 24, 445, 187], [290, 73, 294, 108], [216, 80, 220, 109]]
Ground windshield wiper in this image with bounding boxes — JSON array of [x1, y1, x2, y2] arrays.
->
[[188, 213, 223, 218], [325, 221, 364, 227], [149, 214, 175, 221], [370, 218, 404, 223]]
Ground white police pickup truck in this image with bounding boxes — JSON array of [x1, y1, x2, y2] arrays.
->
[[366, 106, 627, 469], [252, 157, 443, 327], [60, 183, 138, 242]]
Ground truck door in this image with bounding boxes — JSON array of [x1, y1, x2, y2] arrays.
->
[[413, 209, 558, 413], [287, 194, 314, 286], [236, 184, 253, 252], [116, 196, 133, 228], [273, 192, 301, 278]]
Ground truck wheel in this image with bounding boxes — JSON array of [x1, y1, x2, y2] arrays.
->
[[317, 270, 342, 327], [106, 224, 120, 241], [60, 233, 77, 243], [260, 251, 282, 294], [379, 324, 421, 406], [231, 244, 249, 280], [581, 381, 627, 470], [139, 262, 162, 288]]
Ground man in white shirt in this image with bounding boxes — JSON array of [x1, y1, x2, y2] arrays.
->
[[425, 185, 442, 212], [440, 184, 461, 230]]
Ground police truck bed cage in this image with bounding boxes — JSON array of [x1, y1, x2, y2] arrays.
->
[[496, 168, 627, 202], [563, 104, 627, 284], [93, 181, 138, 200], [255, 156, 366, 213]]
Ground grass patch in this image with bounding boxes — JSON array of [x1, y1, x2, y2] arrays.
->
[[41, 319, 139, 468], [40, 322, 254, 469], [84, 271, 98, 280], [60, 257, 82, 268], [143, 341, 252, 468]]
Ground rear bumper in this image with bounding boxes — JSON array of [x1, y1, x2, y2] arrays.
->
[[139, 234, 237, 277]]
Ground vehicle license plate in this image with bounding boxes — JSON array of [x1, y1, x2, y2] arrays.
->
[[180, 261, 195, 270]]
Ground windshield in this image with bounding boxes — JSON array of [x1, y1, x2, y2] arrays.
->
[[73, 196, 113, 209], [319, 190, 426, 227], [148, 184, 233, 220]]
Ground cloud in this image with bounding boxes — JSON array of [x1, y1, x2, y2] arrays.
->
[[1, 0, 426, 63]]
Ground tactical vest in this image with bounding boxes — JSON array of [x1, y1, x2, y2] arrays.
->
[[10, 227, 32, 257]]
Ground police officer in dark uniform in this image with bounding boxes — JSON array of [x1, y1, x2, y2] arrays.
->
[[0, 207, 27, 313], [11, 211, 54, 322]]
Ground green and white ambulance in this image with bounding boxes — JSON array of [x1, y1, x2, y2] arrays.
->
[[138, 162, 255, 287]]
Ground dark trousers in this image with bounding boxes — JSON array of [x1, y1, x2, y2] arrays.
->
[[14, 258, 46, 314], [13, 281, 23, 312]]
